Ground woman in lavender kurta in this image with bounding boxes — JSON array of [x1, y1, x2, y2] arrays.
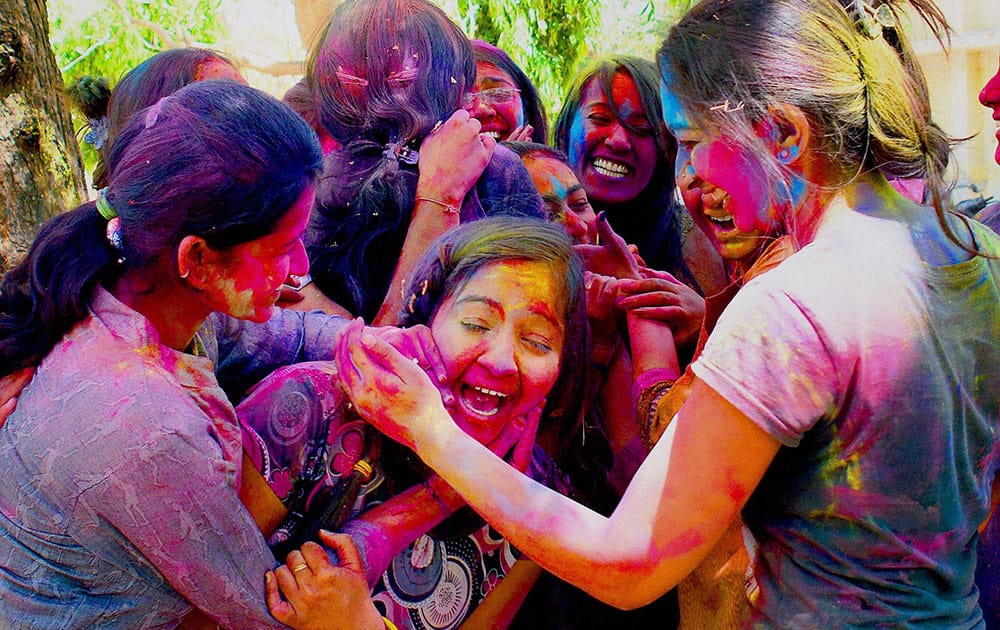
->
[[0, 81, 380, 629]]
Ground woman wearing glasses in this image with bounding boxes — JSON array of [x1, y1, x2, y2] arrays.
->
[[466, 40, 549, 144], [299, 0, 546, 323]]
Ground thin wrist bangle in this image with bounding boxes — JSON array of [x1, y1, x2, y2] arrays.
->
[[415, 196, 460, 215], [382, 616, 400, 630]]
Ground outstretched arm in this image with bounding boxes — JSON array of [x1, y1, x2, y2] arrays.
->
[[336, 321, 780, 609]]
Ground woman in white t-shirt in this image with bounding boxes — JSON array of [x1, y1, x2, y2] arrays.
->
[[335, 0, 1000, 626]]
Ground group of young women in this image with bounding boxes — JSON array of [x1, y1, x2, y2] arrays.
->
[[1, 0, 998, 627]]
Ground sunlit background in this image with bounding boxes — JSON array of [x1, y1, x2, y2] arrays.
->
[[47, 0, 1000, 206]]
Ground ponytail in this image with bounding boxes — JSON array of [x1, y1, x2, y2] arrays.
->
[[0, 204, 120, 376]]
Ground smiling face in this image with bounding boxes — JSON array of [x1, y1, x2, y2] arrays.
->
[[465, 61, 525, 141], [980, 55, 1000, 165], [205, 185, 313, 322], [661, 78, 778, 262], [522, 154, 597, 244], [565, 72, 659, 207], [430, 260, 565, 445]]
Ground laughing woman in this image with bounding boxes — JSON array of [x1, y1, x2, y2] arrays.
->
[[242, 217, 588, 629], [553, 55, 726, 299], [338, 0, 1000, 626]]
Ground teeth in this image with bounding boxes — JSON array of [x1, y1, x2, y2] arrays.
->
[[472, 385, 507, 399], [708, 214, 733, 224], [593, 158, 629, 179], [483, 131, 502, 140]]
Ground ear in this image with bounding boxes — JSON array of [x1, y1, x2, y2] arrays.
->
[[176, 235, 224, 289], [763, 103, 811, 166]]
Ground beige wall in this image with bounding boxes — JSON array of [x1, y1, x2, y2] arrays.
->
[[909, 0, 1000, 203]]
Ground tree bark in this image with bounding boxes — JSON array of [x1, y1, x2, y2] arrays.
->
[[0, 0, 86, 272]]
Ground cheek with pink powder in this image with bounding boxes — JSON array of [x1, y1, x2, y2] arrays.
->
[[690, 139, 772, 234]]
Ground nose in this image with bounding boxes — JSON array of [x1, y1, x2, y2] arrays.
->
[[477, 329, 518, 377], [465, 95, 496, 119], [289, 239, 309, 277], [981, 70, 1000, 108], [604, 122, 631, 152], [676, 158, 700, 193]]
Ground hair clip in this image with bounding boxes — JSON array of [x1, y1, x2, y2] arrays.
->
[[336, 68, 369, 88], [84, 116, 109, 149], [145, 97, 168, 128], [387, 67, 419, 85], [106, 216, 123, 251], [848, 0, 887, 39], [383, 141, 420, 166]]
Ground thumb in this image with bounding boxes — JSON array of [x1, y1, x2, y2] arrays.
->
[[318, 530, 365, 574]]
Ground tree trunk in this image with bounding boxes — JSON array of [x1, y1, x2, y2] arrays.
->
[[0, 0, 86, 272], [292, 0, 343, 50]]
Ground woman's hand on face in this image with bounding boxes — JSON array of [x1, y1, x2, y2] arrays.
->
[[483, 400, 543, 473], [336, 319, 451, 452], [366, 323, 453, 408], [266, 531, 384, 630], [573, 212, 642, 280], [616, 268, 705, 351], [416, 109, 496, 207]]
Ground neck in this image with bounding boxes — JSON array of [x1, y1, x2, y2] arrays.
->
[[110, 268, 211, 351]]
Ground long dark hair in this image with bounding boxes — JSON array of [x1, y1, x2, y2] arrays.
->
[[554, 56, 697, 288], [0, 81, 322, 377], [472, 40, 548, 144], [304, 0, 477, 320]]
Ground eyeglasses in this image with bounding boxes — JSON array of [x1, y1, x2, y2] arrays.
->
[[461, 87, 520, 109]]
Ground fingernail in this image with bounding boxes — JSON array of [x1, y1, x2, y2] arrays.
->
[[361, 332, 376, 346], [266, 571, 273, 583], [598, 211, 608, 223]]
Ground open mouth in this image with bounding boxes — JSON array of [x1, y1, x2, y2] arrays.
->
[[481, 130, 503, 141], [592, 158, 631, 180], [458, 384, 509, 418], [705, 211, 736, 232]]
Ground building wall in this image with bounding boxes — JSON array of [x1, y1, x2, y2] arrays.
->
[[909, 0, 1000, 203]]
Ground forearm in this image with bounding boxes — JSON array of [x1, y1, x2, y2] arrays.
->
[[414, 422, 651, 606], [373, 199, 460, 326], [341, 475, 464, 586]]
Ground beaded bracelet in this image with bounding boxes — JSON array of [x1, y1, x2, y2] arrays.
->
[[415, 196, 460, 215]]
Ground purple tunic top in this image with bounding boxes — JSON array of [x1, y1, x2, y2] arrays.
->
[[0, 288, 347, 628]]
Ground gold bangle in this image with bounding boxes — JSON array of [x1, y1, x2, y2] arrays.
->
[[415, 196, 460, 215], [382, 616, 399, 630]]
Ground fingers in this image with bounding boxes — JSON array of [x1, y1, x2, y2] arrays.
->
[[265, 571, 294, 622], [286, 549, 313, 582], [318, 530, 365, 574], [276, 284, 306, 306], [506, 125, 534, 142], [486, 414, 527, 459], [510, 403, 543, 472], [479, 131, 497, 153]]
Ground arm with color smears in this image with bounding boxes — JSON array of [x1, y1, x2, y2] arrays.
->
[[335, 319, 781, 609]]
